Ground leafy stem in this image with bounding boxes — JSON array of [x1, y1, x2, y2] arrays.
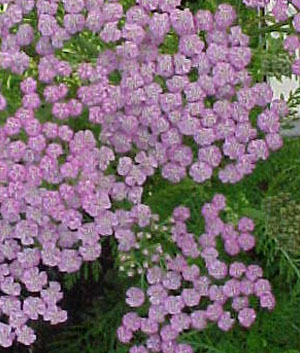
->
[[249, 17, 293, 36]]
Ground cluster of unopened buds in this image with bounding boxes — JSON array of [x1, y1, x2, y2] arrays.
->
[[0, 0, 288, 348], [118, 195, 275, 353]]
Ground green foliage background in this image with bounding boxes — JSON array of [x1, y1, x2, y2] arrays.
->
[[1, 0, 300, 352]]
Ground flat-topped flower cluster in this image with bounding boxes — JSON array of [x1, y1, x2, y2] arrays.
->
[[0, 87, 165, 345], [118, 195, 275, 353], [0, 0, 288, 186], [81, 0, 287, 184], [0, 78, 161, 347]]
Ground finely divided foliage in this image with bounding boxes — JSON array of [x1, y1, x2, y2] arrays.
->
[[0, 0, 299, 352]]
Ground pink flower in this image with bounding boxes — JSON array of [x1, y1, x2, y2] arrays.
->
[[238, 308, 256, 328], [126, 287, 145, 307]]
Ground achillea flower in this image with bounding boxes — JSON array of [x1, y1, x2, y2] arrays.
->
[[118, 196, 275, 352]]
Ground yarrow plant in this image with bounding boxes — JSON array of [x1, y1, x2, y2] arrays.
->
[[117, 195, 275, 353], [0, 0, 295, 349]]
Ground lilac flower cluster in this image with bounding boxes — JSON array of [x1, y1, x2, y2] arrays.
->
[[0, 0, 124, 73], [118, 195, 275, 353], [88, 1, 286, 184], [1, 0, 287, 186], [0, 76, 165, 346]]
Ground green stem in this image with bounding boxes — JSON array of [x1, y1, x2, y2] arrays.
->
[[250, 17, 293, 36]]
